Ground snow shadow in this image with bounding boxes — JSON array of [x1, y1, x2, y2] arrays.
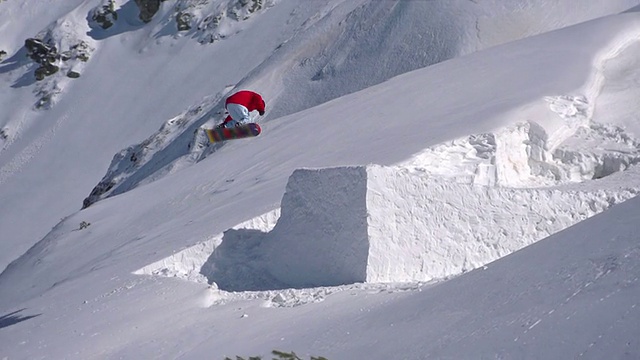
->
[[199, 229, 288, 292], [0, 48, 38, 88], [152, 18, 181, 39], [0, 309, 41, 330]]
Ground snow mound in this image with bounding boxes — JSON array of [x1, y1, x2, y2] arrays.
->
[[136, 165, 638, 294], [134, 209, 281, 287], [400, 96, 640, 187], [266, 166, 637, 287]]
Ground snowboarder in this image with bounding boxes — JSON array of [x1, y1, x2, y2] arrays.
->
[[217, 90, 266, 129]]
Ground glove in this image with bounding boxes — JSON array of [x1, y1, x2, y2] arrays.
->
[[259, 110, 265, 116]]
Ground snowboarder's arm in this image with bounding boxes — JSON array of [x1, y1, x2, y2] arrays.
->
[[255, 95, 266, 116]]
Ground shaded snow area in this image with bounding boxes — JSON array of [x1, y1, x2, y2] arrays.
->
[[135, 207, 425, 308]]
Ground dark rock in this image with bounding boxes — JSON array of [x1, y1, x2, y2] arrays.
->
[[24, 37, 91, 81], [70, 41, 91, 62], [77, 53, 90, 62], [92, 0, 118, 29], [229, 0, 263, 21], [0, 50, 6, 62], [34, 63, 59, 81], [25, 38, 61, 81], [176, 11, 192, 31], [135, 0, 164, 23], [59, 51, 72, 61], [25, 38, 58, 65], [83, 180, 116, 209], [246, 0, 263, 13]]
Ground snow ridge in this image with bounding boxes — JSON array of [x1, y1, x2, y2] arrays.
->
[[82, 94, 224, 208], [400, 96, 640, 188]]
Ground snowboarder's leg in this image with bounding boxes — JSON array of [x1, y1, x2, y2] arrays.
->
[[225, 103, 251, 127], [217, 114, 233, 129]]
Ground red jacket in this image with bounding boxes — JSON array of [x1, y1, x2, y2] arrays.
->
[[225, 90, 265, 114]]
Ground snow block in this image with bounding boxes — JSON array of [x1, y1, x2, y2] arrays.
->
[[266, 165, 635, 287], [266, 167, 370, 288]]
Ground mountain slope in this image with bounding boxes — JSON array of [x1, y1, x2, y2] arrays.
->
[[178, 194, 640, 359], [1, 6, 640, 358], [2, 1, 640, 359], [2, 0, 640, 271]]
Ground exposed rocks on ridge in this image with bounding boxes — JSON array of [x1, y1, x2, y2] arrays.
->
[[91, 0, 118, 29]]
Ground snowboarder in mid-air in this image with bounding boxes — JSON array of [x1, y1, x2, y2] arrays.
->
[[204, 90, 265, 143], [216, 90, 266, 129]]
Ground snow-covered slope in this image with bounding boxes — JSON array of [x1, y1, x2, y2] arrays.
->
[[1, 0, 640, 271], [179, 194, 640, 359], [2, 1, 640, 359]]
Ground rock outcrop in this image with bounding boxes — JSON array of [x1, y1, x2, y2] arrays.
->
[[228, 0, 262, 21], [135, 0, 164, 23], [25, 38, 60, 81], [25, 38, 92, 81], [175, 0, 268, 43], [91, 0, 118, 29], [83, 180, 116, 209], [176, 11, 192, 31]]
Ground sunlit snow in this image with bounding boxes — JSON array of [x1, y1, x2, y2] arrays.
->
[[1, 1, 640, 359]]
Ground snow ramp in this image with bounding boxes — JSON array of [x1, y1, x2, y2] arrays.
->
[[136, 165, 637, 291], [264, 165, 636, 287]]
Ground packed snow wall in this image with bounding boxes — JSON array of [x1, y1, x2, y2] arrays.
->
[[266, 165, 636, 287], [265, 167, 371, 287]]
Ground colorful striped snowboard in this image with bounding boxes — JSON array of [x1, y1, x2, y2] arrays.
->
[[204, 123, 262, 143]]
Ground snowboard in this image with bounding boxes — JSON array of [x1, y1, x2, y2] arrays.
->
[[204, 123, 262, 143]]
